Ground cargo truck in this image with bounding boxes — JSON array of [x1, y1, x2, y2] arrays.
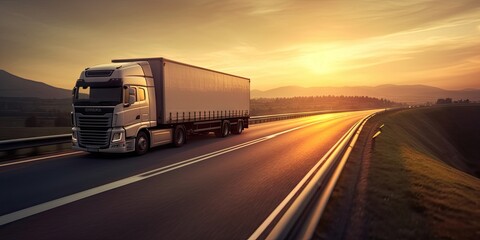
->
[[71, 57, 250, 155]]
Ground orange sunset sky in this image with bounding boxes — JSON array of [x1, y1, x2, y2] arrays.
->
[[0, 0, 479, 91]]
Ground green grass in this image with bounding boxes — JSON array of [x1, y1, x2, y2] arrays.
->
[[366, 106, 480, 239]]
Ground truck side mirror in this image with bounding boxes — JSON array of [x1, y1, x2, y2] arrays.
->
[[124, 87, 136, 107], [129, 95, 136, 105]]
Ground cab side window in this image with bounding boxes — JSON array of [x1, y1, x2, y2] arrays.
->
[[124, 86, 145, 104], [138, 88, 146, 102]]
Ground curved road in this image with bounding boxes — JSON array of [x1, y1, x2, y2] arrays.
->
[[0, 110, 377, 240]]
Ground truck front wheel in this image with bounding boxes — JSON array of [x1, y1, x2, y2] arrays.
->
[[135, 131, 149, 155], [173, 125, 186, 147]]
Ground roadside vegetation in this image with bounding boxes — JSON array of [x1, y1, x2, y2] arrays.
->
[[356, 106, 480, 239], [316, 105, 480, 240], [251, 95, 401, 115]]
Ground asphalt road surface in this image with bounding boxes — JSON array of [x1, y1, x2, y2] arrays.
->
[[0, 110, 377, 240]]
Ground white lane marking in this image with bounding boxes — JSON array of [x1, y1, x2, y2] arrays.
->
[[0, 118, 334, 226], [0, 152, 84, 168], [248, 118, 358, 240]]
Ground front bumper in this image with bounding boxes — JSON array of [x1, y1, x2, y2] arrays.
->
[[72, 138, 135, 153], [72, 127, 135, 153]]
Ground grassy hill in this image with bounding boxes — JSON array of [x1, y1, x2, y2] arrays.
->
[[316, 105, 480, 240], [363, 105, 480, 239]]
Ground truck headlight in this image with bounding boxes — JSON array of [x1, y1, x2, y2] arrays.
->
[[72, 131, 78, 142], [112, 132, 123, 142]]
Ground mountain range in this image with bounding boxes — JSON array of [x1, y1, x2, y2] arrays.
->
[[252, 85, 480, 103], [1, 69, 478, 103], [0, 70, 72, 99]]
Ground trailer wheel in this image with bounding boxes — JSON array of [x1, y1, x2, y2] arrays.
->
[[232, 120, 243, 135], [173, 125, 186, 147], [135, 131, 149, 155], [215, 121, 230, 138]]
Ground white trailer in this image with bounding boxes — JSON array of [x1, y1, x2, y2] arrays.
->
[[72, 57, 250, 155]]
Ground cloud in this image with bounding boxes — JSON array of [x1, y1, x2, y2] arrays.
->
[[1, 0, 480, 90]]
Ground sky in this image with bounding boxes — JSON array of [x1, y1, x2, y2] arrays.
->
[[0, 0, 479, 91]]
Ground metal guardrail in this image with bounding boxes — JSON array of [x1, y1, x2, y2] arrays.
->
[[0, 134, 71, 152], [260, 112, 376, 239], [0, 111, 342, 155], [248, 110, 346, 124]]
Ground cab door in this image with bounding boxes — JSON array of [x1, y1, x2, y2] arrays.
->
[[123, 86, 142, 129], [136, 87, 150, 124]]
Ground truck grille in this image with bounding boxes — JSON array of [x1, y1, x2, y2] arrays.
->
[[77, 115, 112, 128], [76, 113, 112, 148], [78, 130, 110, 148]]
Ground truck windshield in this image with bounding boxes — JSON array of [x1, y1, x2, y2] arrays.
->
[[74, 86, 122, 106]]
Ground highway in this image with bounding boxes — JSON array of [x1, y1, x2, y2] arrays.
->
[[0, 109, 377, 240]]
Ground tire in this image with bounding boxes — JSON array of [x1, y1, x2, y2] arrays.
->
[[173, 125, 186, 147], [215, 121, 230, 138], [232, 120, 243, 135], [135, 131, 149, 155]]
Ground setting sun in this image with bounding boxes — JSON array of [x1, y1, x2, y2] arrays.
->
[[0, 0, 479, 91]]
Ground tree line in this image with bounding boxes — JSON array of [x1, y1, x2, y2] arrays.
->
[[251, 95, 402, 115]]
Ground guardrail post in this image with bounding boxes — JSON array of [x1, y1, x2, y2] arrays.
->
[[372, 123, 385, 148]]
